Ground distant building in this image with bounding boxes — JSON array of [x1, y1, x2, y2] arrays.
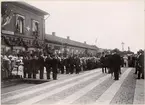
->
[[45, 33, 99, 57], [1, 2, 48, 54]]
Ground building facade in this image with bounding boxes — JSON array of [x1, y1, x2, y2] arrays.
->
[[1, 2, 99, 56], [1, 2, 48, 55], [45, 33, 99, 57]]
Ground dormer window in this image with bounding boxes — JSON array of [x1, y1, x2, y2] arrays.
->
[[15, 14, 25, 34], [32, 20, 39, 37]]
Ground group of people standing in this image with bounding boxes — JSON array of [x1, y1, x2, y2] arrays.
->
[[23, 53, 100, 80], [100, 50, 122, 80], [2, 49, 144, 81], [1, 50, 100, 80], [100, 49, 144, 80]]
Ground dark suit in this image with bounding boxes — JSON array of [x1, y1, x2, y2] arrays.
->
[[75, 57, 81, 74], [100, 56, 107, 73], [28, 57, 33, 78], [60, 58, 65, 74], [51, 57, 58, 80], [45, 56, 52, 79], [137, 54, 144, 79], [23, 56, 28, 78], [32, 57, 37, 79], [65, 57, 70, 74], [112, 53, 121, 80], [69, 56, 75, 74], [38, 56, 44, 79]]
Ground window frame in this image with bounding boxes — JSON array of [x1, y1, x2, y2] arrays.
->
[[15, 13, 25, 34], [32, 19, 39, 37]]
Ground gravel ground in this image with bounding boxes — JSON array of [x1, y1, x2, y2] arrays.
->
[[3, 68, 135, 105], [133, 79, 144, 104], [110, 68, 136, 104], [72, 68, 127, 105], [35, 73, 105, 104], [72, 76, 114, 104], [4, 70, 100, 104]]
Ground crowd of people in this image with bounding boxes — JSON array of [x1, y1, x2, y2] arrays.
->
[[1, 50, 100, 80], [100, 50, 123, 80], [1, 49, 144, 81], [134, 50, 144, 79], [100, 49, 144, 80]]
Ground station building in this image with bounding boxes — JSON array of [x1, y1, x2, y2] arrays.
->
[[1, 2, 48, 54], [1, 2, 99, 56], [45, 32, 99, 57]]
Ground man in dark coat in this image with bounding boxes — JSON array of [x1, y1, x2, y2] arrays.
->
[[135, 51, 140, 74], [69, 55, 75, 74], [51, 54, 58, 80], [65, 56, 70, 74], [107, 53, 113, 74], [112, 50, 122, 80], [45, 54, 52, 79], [100, 52, 107, 73], [38, 54, 44, 79], [137, 50, 144, 79], [23, 55, 29, 78], [31, 55, 37, 79], [28, 55, 33, 78], [75, 55, 81, 74], [60, 56, 65, 74]]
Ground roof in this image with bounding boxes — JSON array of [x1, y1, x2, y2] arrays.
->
[[4, 1, 48, 16], [45, 34, 98, 50]]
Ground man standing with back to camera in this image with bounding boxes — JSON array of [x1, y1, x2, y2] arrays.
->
[[112, 49, 122, 80]]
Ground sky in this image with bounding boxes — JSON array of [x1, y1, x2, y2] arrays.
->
[[25, 0, 144, 53]]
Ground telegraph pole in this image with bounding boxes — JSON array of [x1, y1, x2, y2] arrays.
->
[[121, 42, 124, 51]]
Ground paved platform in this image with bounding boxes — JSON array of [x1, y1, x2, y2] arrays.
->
[[1, 68, 144, 105]]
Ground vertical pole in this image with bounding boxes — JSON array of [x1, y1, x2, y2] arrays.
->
[[121, 42, 124, 51]]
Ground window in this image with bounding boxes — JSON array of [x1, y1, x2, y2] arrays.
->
[[32, 20, 39, 37], [15, 14, 25, 34]]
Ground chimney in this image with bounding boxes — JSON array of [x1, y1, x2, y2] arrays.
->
[[67, 36, 70, 40], [84, 41, 86, 44], [52, 32, 55, 36]]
